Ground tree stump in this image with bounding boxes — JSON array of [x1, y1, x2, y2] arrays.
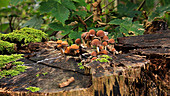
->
[[0, 30, 169, 96]]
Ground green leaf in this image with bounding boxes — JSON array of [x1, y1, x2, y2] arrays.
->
[[148, 4, 170, 21], [39, 1, 57, 13], [54, 0, 61, 4], [62, 0, 76, 10], [26, 86, 40, 92], [0, 0, 10, 8], [117, 2, 141, 17], [22, 15, 44, 29], [109, 19, 123, 25], [49, 22, 72, 31], [69, 31, 82, 39], [51, 3, 70, 24], [10, 0, 26, 6]]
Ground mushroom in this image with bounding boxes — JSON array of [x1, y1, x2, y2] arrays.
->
[[108, 38, 115, 50], [96, 30, 105, 41], [89, 29, 96, 40], [70, 44, 80, 55], [111, 48, 117, 58], [91, 51, 97, 57], [102, 41, 108, 50], [56, 40, 63, 44], [81, 32, 88, 47], [102, 35, 109, 41], [54, 40, 63, 50], [91, 57, 97, 62], [85, 33, 91, 48], [60, 41, 69, 55], [99, 50, 108, 55], [108, 39, 115, 45], [75, 38, 81, 46], [91, 39, 101, 54]]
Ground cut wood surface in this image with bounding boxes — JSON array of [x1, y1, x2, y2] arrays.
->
[[0, 30, 169, 96]]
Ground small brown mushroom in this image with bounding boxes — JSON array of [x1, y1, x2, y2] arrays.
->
[[75, 38, 81, 45], [99, 50, 108, 55], [91, 51, 97, 57], [91, 57, 97, 62], [70, 44, 80, 55], [56, 40, 63, 44], [102, 35, 109, 41], [91, 39, 101, 54], [102, 41, 108, 50], [89, 29, 96, 40], [81, 32, 88, 47], [85, 33, 91, 48], [96, 30, 105, 41], [108, 39, 115, 44]]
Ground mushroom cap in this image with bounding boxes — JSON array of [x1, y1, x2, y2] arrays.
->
[[102, 41, 108, 46], [111, 48, 116, 52], [61, 41, 68, 46], [89, 29, 96, 36], [102, 35, 109, 41], [96, 30, 105, 37], [75, 38, 81, 45], [70, 44, 79, 50], [99, 50, 108, 55], [91, 39, 101, 46], [91, 51, 97, 57], [57, 44, 62, 48], [81, 32, 88, 39], [64, 47, 70, 54], [85, 33, 90, 40], [56, 40, 63, 44], [91, 57, 97, 61], [99, 45, 104, 50], [108, 39, 115, 44]]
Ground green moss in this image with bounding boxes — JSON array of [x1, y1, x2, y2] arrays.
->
[[0, 40, 15, 54], [1, 27, 48, 45], [0, 54, 27, 79]]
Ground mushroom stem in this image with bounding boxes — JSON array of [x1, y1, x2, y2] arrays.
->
[[87, 41, 90, 48], [81, 38, 86, 47], [104, 46, 107, 50], [96, 46, 100, 54]]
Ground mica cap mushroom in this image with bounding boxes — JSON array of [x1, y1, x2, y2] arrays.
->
[[91, 39, 101, 53]]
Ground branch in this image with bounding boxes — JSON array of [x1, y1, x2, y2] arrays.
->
[[84, 0, 115, 22], [76, 15, 87, 31]]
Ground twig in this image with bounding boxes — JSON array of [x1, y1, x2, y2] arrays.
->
[[76, 15, 87, 31], [84, 0, 115, 22], [136, 0, 145, 11], [102, 0, 115, 9]]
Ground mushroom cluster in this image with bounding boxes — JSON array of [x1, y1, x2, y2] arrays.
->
[[55, 29, 118, 63]]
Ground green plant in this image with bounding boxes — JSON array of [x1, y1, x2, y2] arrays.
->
[[25, 86, 41, 92], [36, 73, 39, 77], [0, 54, 27, 79], [109, 17, 144, 37], [78, 62, 84, 69], [95, 55, 112, 63], [42, 72, 48, 76]]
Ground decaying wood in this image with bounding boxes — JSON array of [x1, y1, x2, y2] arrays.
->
[[0, 30, 169, 95]]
